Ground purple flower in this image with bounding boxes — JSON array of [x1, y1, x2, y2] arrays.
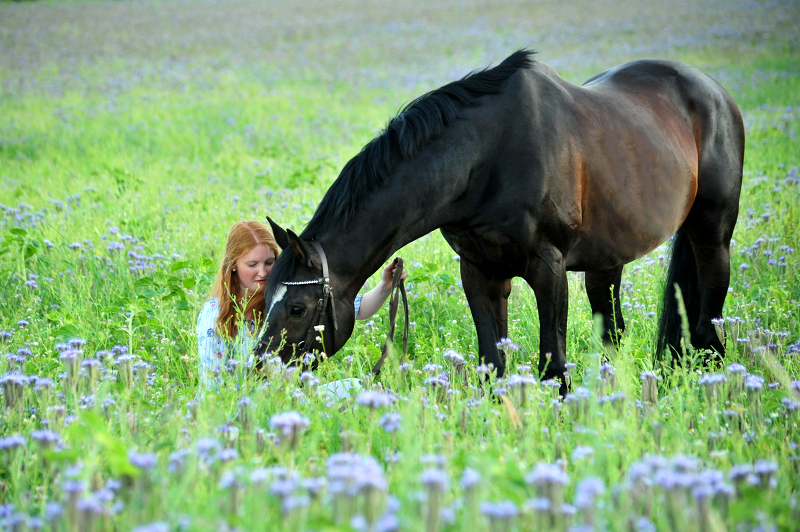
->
[[128, 451, 157, 470], [59, 350, 82, 381], [68, 338, 86, 349], [640, 371, 659, 404], [745, 375, 764, 392], [480, 500, 518, 524], [420, 468, 449, 493], [299, 371, 319, 386], [753, 460, 778, 486], [270, 478, 296, 499], [574, 477, 605, 508], [130, 523, 170, 532], [269, 411, 310, 449], [378, 412, 402, 433], [195, 437, 220, 457], [422, 363, 443, 374], [0, 374, 26, 408], [31, 430, 61, 447], [476, 364, 494, 376], [168, 449, 190, 473], [357, 391, 394, 409], [460, 468, 481, 491], [442, 349, 465, 369], [45, 501, 63, 522], [218, 448, 238, 462], [301, 477, 326, 498], [526, 463, 568, 506], [0, 434, 26, 450], [495, 338, 520, 351]]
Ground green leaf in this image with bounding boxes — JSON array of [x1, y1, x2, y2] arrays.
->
[[137, 288, 160, 299], [8, 228, 27, 236], [170, 261, 190, 272], [134, 276, 155, 288], [436, 272, 455, 286], [44, 447, 82, 462], [23, 241, 40, 260], [182, 277, 196, 289], [54, 324, 81, 342]]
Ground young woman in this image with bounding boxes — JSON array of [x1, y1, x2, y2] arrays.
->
[[196, 220, 404, 389]]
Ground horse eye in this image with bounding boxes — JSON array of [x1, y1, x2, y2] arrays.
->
[[289, 305, 306, 318]]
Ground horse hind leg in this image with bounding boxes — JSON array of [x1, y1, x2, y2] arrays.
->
[[585, 266, 625, 351], [459, 259, 512, 378], [684, 90, 743, 357], [682, 206, 735, 356]]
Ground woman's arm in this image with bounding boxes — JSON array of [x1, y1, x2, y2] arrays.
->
[[196, 300, 224, 390], [355, 259, 407, 320]]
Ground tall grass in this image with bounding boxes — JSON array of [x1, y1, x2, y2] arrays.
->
[[0, 0, 798, 530]]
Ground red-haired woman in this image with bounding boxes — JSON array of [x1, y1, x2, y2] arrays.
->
[[196, 220, 403, 389]]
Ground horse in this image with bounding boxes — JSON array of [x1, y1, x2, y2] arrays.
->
[[257, 49, 744, 394]]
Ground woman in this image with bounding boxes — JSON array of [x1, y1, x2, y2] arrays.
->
[[196, 220, 405, 389]]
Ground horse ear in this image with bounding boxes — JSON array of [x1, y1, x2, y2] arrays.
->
[[286, 229, 317, 269], [267, 217, 290, 250]]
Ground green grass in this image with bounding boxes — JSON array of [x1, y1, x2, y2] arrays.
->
[[1, 0, 799, 530]]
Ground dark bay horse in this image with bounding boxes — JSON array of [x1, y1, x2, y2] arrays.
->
[[259, 50, 744, 393]]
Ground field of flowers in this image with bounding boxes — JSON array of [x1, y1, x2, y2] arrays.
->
[[1, 0, 799, 530]]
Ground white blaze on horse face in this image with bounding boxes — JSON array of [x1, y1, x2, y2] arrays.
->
[[268, 285, 287, 316]]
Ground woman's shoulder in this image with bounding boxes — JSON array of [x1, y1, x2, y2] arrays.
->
[[199, 297, 220, 314], [197, 298, 220, 328]]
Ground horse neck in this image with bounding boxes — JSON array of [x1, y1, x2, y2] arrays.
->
[[313, 136, 482, 298]]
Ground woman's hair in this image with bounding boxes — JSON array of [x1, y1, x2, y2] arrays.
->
[[211, 220, 279, 340]]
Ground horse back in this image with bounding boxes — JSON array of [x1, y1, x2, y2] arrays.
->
[[524, 59, 742, 269]]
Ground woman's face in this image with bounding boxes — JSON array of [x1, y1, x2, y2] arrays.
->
[[235, 244, 276, 296]]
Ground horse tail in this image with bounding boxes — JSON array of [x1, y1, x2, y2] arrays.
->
[[656, 227, 699, 363]]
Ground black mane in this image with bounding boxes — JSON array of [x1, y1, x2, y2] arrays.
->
[[300, 49, 536, 239]]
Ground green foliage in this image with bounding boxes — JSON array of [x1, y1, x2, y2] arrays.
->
[[0, 0, 799, 530]]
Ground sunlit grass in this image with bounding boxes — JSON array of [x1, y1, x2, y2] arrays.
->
[[1, 0, 799, 530]]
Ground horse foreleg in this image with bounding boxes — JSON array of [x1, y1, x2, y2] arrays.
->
[[460, 259, 511, 378], [585, 266, 625, 349], [523, 246, 570, 396]]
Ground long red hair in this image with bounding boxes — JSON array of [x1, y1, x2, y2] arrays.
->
[[211, 221, 279, 340]]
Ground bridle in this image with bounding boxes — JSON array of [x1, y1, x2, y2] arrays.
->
[[255, 241, 408, 375], [283, 241, 339, 363]]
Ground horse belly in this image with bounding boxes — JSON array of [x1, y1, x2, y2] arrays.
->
[[569, 135, 698, 269]]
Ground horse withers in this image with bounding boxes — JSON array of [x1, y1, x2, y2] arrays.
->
[[258, 50, 744, 394]]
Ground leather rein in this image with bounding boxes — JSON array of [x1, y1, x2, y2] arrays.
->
[[258, 241, 408, 376]]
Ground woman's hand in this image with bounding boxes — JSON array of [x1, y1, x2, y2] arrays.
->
[[379, 258, 408, 292]]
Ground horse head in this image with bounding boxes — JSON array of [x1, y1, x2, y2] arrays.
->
[[256, 218, 356, 369]]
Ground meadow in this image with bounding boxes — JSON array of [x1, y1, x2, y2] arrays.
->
[[1, 0, 799, 530]]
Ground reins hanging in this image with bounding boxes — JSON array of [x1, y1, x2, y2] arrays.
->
[[371, 257, 409, 376]]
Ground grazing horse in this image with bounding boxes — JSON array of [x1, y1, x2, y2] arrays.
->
[[258, 50, 744, 393]]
